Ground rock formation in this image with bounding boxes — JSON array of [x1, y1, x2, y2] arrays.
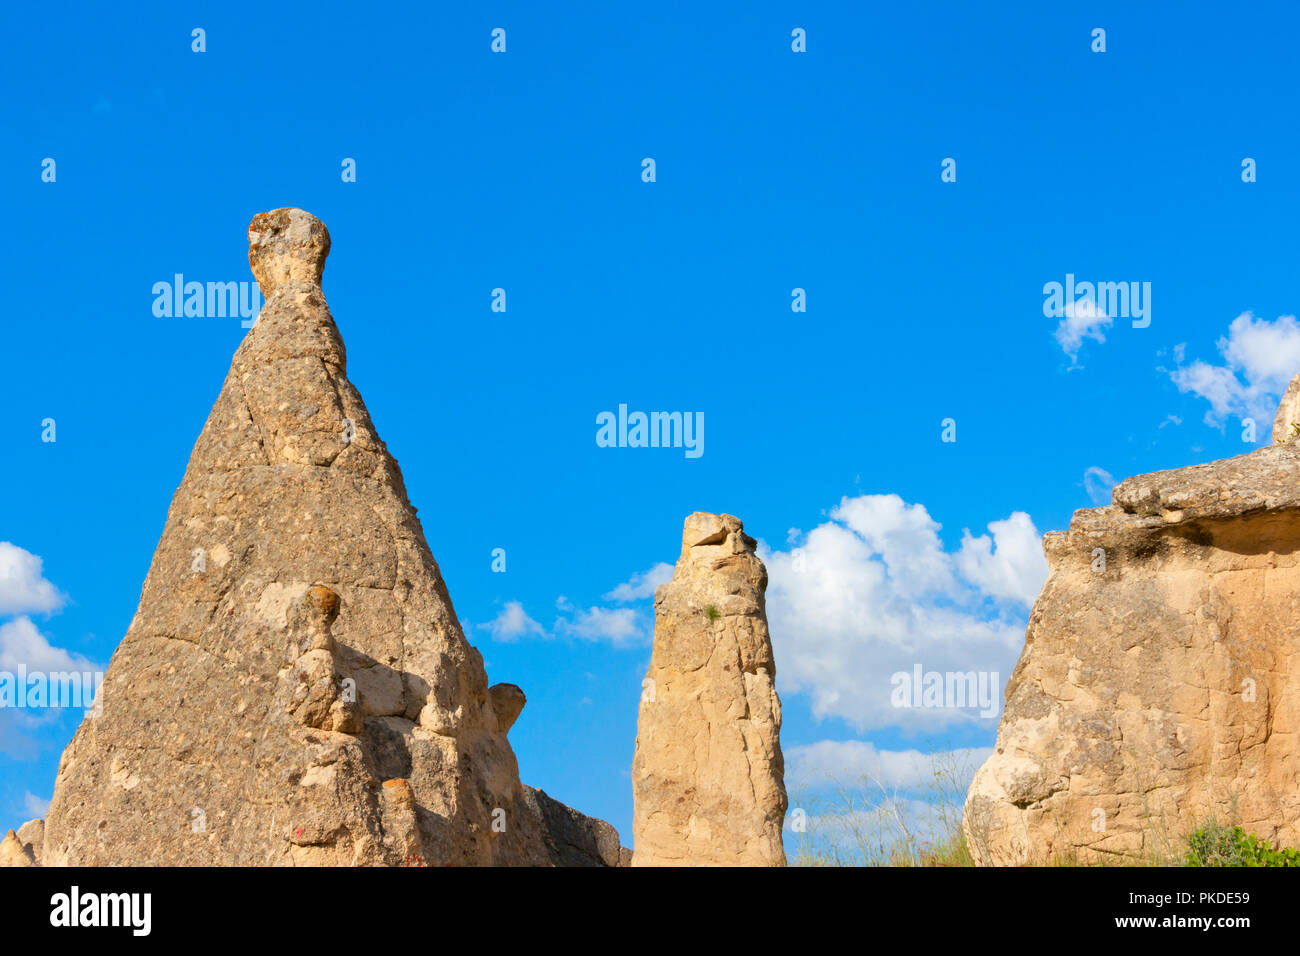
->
[[20, 208, 617, 866], [966, 393, 1300, 865], [0, 824, 39, 867], [1273, 377, 1300, 444], [631, 512, 787, 866], [488, 683, 527, 733], [521, 787, 623, 867]]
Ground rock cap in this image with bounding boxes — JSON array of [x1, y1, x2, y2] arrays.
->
[[248, 207, 331, 296]]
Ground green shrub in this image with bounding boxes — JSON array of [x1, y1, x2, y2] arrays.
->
[[1184, 821, 1300, 867]]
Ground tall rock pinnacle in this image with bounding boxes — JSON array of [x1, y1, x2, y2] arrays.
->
[[631, 512, 787, 866], [32, 208, 611, 865]]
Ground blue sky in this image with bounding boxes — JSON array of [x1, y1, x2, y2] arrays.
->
[[5, 1, 1300, 845]]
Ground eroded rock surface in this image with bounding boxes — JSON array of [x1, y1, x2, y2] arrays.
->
[[32, 208, 616, 866], [488, 683, 527, 734], [966, 413, 1300, 865], [521, 787, 623, 867], [631, 512, 787, 866]]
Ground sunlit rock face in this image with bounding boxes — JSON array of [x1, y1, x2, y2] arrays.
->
[[632, 512, 787, 867], [967, 416, 1300, 866], [32, 209, 616, 866]]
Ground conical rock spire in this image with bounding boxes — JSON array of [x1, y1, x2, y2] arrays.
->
[[35, 209, 589, 865]]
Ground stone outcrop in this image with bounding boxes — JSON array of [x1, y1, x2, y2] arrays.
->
[[0, 828, 36, 867], [26, 208, 617, 866], [488, 683, 527, 733], [966, 406, 1300, 865], [0, 819, 43, 866], [631, 512, 787, 866], [521, 787, 625, 867], [17, 819, 43, 864]]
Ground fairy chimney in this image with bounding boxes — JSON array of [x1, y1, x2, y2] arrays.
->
[[28, 208, 616, 866], [631, 512, 787, 866]]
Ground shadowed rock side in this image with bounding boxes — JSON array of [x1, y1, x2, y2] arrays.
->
[[632, 512, 787, 866], [966, 405, 1300, 865], [28, 208, 616, 866], [522, 787, 625, 867]]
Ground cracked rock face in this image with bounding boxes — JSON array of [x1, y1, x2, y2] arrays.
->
[[631, 512, 787, 866], [966, 401, 1300, 865], [33, 208, 609, 866]]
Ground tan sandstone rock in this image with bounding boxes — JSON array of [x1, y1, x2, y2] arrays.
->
[[1273, 372, 1300, 443], [966, 424, 1300, 865], [488, 683, 527, 733], [15, 819, 43, 865], [631, 512, 787, 866], [34, 208, 616, 866], [0, 830, 35, 867]]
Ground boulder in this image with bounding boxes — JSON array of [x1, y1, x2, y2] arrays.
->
[[488, 683, 527, 733]]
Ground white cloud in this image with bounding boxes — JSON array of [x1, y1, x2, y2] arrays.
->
[[478, 601, 545, 642], [554, 606, 645, 646], [0, 617, 95, 674], [1082, 466, 1116, 506], [0, 543, 64, 616], [0, 551, 95, 758], [760, 494, 1046, 732], [0, 618, 100, 757], [603, 562, 675, 602], [23, 792, 50, 818], [786, 740, 993, 791], [954, 512, 1048, 606], [479, 597, 649, 647], [1055, 296, 1113, 362], [831, 496, 954, 597], [1169, 312, 1300, 428]]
